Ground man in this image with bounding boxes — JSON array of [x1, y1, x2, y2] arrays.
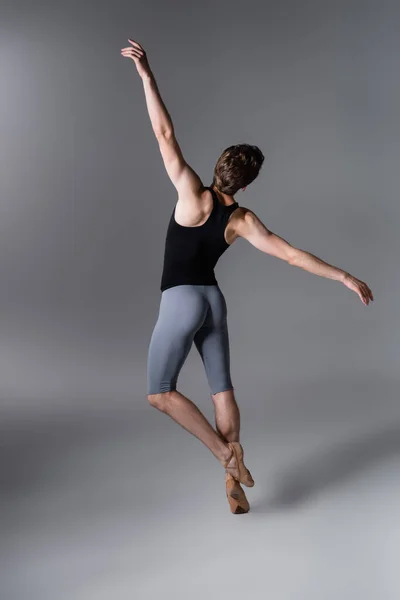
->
[[121, 38, 374, 514]]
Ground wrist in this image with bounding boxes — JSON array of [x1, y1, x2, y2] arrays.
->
[[340, 271, 349, 283]]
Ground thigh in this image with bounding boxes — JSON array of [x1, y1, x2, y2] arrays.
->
[[193, 286, 233, 395], [147, 286, 208, 394]]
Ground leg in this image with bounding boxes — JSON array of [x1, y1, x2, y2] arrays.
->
[[194, 286, 241, 443], [193, 286, 254, 486], [212, 389, 241, 443], [148, 390, 231, 465], [147, 286, 231, 466]]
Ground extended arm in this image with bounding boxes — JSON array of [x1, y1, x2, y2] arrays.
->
[[236, 209, 374, 305], [121, 39, 203, 195]]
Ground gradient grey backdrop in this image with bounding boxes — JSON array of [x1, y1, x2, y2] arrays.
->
[[1, 0, 399, 598]]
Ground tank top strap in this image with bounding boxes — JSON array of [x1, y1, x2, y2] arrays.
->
[[227, 199, 239, 211]]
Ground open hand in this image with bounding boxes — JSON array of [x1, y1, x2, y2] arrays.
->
[[343, 273, 374, 305], [120, 38, 151, 79]]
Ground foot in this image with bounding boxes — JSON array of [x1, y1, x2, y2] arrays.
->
[[225, 472, 250, 514], [223, 448, 238, 477], [222, 442, 255, 488]]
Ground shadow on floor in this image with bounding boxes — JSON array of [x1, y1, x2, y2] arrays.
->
[[253, 421, 400, 512]]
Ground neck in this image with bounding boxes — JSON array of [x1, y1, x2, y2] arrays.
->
[[211, 184, 235, 205]]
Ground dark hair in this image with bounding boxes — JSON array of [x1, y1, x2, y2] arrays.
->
[[212, 143, 265, 195]]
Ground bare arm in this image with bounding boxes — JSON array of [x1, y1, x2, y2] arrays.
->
[[141, 71, 173, 138], [236, 209, 374, 305], [290, 249, 347, 281], [121, 38, 203, 195]]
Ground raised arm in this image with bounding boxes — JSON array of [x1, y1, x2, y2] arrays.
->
[[121, 38, 203, 196], [236, 209, 374, 306]]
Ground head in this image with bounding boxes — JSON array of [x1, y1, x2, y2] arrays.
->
[[212, 143, 265, 195]]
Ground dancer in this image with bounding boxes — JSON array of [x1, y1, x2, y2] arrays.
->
[[121, 39, 374, 513]]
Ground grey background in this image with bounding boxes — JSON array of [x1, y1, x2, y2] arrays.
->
[[1, 0, 399, 599]]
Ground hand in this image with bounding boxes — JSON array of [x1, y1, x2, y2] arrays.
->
[[120, 38, 151, 79], [342, 273, 374, 305]]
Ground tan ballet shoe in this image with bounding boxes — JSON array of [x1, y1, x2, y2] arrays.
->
[[225, 472, 250, 514], [223, 441, 255, 488]]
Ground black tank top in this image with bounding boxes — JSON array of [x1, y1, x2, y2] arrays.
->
[[160, 186, 239, 292]]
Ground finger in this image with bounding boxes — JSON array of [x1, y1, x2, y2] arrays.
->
[[121, 49, 140, 58], [121, 53, 138, 61], [121, 47, 140, 54], [361, 284, 370, 302], [122, 49, 142, 57], [360, 285, 367, 302], [363, 286, 372, 303], [128, 39, 143, 50], [361, 287, 369, 304]]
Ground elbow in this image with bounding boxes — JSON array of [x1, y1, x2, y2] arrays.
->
[[287, 247, 302, 266], [155, 128, 174, 141]]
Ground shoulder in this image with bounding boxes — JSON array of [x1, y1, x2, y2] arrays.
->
[[235, 206, 254, 217], [223, 206, 254, 245], [230, 206, 257, 228], [174, 186, 215, 226], [228, 206, 268, 239], [177, 185, 212, 206]]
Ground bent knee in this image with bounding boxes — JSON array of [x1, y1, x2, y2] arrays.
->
[[147, 390, 175, 409]]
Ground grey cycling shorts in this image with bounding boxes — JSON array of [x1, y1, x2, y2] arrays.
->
[[147, 284, 234, 396]]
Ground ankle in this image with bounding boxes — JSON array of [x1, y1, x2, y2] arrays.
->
[[217, 430, 240, 443], [220, 443, 233, 466]]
